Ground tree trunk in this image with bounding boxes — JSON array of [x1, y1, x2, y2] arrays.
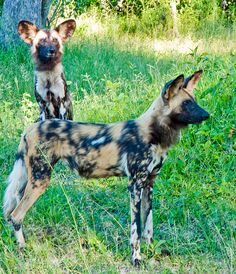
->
[[170, 0, 179, 37], [100, 0, 111, 14], [115, 0, 125, 12], [42, 0, 53, 28], [0, 0, 52, 47], [221, 0, 228, 10]]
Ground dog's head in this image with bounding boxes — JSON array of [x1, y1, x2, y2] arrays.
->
[[161, 70, 209, 127], [18, 20, 76, 69]]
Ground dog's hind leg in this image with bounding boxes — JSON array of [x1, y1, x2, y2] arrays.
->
[[3, 158, 27, 222], [10, 178, 50, 248]]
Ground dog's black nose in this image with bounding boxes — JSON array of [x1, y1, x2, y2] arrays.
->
[[49, 48, 55, 54], [202, 110, 210, 121]]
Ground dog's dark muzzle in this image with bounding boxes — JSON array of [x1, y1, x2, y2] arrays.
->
[[38, 45, 57, 62], [175, 100, 210, 124]]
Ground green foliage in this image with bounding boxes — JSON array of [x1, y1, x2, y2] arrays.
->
[[72, 0, 236, 37], [177, 0, 226, 33], [49, 0, 81, 27], [0, 0, 3, 16], [117, 1, 172, 35], [0, 16, 235, 272], [221, 0, 236, 22]]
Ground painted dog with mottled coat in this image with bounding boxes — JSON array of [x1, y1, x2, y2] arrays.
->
[[3, 70, 209, 266], [18, 19, 76, 121]]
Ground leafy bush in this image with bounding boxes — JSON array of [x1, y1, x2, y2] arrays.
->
[[0, 0, 3, 16], [120, 1, 172, 36], [71, 0, 236, 37]]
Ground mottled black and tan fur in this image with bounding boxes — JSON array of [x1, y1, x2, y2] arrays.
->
[[3, 71, 209, 266], [18, 19, 76, 121]]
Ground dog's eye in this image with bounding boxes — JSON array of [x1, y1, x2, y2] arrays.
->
[[40, 38, 47, 43], [182, 101, 189, 106], [52, 38, 58, 43]]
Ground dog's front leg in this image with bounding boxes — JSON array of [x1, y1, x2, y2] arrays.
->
[[35, 91, 47, 121], [141, 184, 153, 244], [129, 181, 142, 266], [59, 102, 66, 120], [39, 109, 46, 121], [39, 102, 47, 121]]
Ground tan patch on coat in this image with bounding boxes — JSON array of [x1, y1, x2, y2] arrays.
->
[[59, 140, 76, 158], [90, 143, 120, 177], [109, 123, 123, 139], [77, 125, 101, 138]]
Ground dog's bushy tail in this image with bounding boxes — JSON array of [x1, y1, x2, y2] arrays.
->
[[3, 135, 28, 220]]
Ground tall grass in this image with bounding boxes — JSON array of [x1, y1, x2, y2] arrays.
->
[[0, 12, 235, 273]]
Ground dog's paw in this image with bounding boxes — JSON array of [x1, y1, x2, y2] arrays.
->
[[132, 258, 141, 267]]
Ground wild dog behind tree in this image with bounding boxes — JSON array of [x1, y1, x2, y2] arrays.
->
[[18, 19, 76, 121], [3, 71, 209, 266]]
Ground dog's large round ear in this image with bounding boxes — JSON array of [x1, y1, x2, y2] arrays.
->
[[161, 74, 184, 102], [18, 20, 38, 45], [183, 70, 203, 92], [54, 19, 76, 42]]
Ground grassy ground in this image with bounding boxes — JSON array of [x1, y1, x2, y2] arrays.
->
[[0, 14, 235, 273]]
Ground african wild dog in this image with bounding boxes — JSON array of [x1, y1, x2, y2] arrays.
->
[[4, 70, 209, 266], [18, 19, 76, 121]]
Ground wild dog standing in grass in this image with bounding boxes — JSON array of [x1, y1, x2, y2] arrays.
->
[[18, 19, 76, 121], [4, 71, 209, 266]]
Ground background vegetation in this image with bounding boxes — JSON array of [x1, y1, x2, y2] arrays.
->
[[47, 0, 236, 36], [0, 1, 235, 273]]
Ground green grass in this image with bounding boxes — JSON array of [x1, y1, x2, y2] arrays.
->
[[0, 15, 235, 273]]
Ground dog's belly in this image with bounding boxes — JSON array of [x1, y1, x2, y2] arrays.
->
[[76, 159, 124, 179], [86, 166, 124, 178]]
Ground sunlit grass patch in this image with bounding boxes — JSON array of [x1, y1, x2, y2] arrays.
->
[[73, 10, 236, 56]]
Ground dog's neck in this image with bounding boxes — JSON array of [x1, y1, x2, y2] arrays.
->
[[35, 58, 63, 72], [137, 96, 182, 148], [35, 63, 64, 81], [34, 63, 67, 100]]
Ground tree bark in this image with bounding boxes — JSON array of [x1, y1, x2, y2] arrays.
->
[[115, 0, 125, 12], [170, 0, 179, 37], [0, 0, 52, 47], [42, 0, 53, 28], [100, 0, 111, 14]]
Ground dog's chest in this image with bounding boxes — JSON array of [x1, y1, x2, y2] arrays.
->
[[35, 72, 65, 100], [147, 145, 168, 174]]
